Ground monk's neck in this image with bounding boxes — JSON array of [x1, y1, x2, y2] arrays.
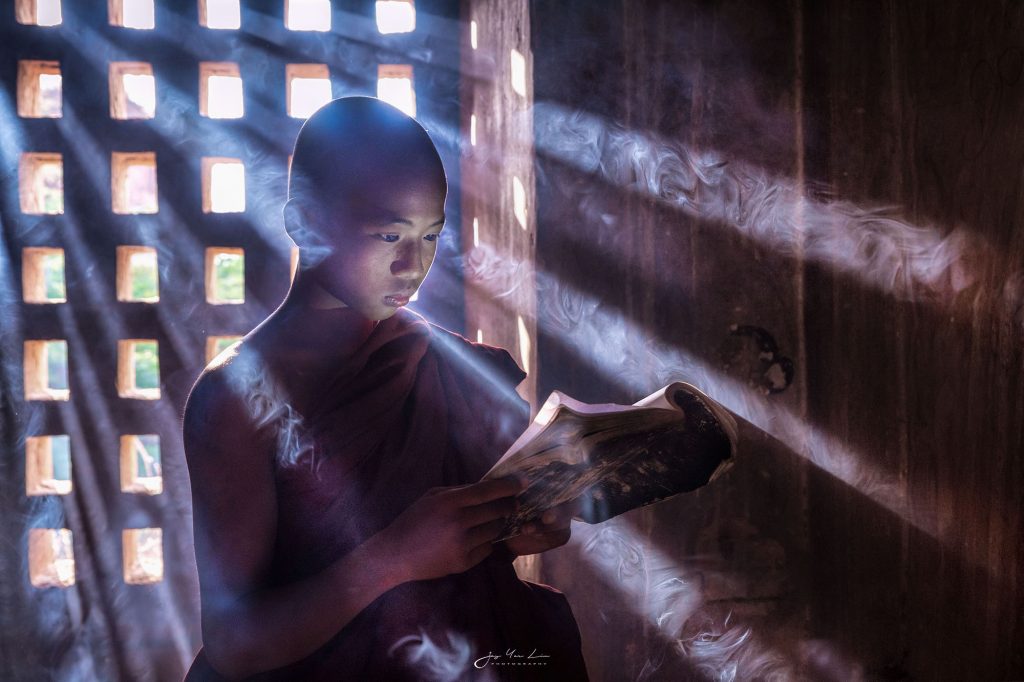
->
[[272, 280, 381, 366]]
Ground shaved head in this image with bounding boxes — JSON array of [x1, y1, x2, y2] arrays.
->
[[284, 97, 448, 318], [288, 96, 446, 221]]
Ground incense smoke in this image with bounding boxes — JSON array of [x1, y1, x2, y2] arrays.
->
[[388, 629, 499, 682], [533, 103, 1006, 307]]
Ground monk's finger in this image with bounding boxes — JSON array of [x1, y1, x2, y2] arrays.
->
[[536, 526, 572, 545], [517, 526, 571, 551], [466, 517, 510, 548], [462, 496, 518, 527], [458, 475, 527, 506]]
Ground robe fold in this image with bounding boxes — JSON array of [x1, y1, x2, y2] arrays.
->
[[185, 307, 589, 681]]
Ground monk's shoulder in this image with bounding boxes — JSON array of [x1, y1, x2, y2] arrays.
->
[[183, 340, 272, 449], [423, 319, 526, 387]]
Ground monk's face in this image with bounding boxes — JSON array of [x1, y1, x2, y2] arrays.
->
[[310, 173, 446, 320]]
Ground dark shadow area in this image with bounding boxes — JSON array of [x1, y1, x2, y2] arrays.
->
[[529, 1, 1023, 681]]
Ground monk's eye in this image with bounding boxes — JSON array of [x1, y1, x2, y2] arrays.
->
[[424, 233, 439, 242], [376, 234, 400, 243]]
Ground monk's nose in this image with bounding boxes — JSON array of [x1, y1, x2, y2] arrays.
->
[[391, 241, 425, 278]]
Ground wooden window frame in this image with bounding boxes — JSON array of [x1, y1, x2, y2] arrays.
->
[[377, 64, 415, 117], [24, 339, 69, 401], [198, 0, 240, 29], [25, 435, 72, 496], [19, 153, 63, 215], [17, 60, 61, 118], [29, 528, 75, 588], [116, 338, 160, 400], [122, 528, 163, 584], [108, 0, 154, 29], [285, 63, 331, 119], [15, 0, 62, 26], [109, 62, 155, 119], [205, 335, 242, 364], [201, 157, 245, 213], [111, 151, 158, 214], [204, 247, 245, 305], [120, 434, 162, 495], [22, 247, 66, 304], [116, 245, 159, 302], [199, 62, 243, 118], [284, 0, 331, 31], [375, 0, 415, 35]]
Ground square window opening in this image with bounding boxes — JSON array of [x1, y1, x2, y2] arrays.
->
[[286, 64, 331, 119], [205, 335, 242, 364], [205, 247, 245, 304], [111, 152, 158, 214], [123, 528, 163, 584], [110, 63, 156, 119], [377, 64, 415, 118], [200, 0, 240, 29], [376, 0, 414, 34], [201, 157, 246, 213], [285, 0, 330, 31], [120, 435, 162, 494], [24, 339, 69, 401], [29, 529, 75, 588], [117, 339, 160, 399], [116, 246, 159, 302], [110, 0, 154, 29], [26, 435, 72, 496], [16, 0, 62, 26], [19, 153, 63, 215], [18, 61, 61, 118], [22, 247, 66, 304], [200, 63, 244, 119]]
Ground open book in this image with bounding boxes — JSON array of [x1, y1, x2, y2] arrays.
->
[[482, 382, 738, 542]]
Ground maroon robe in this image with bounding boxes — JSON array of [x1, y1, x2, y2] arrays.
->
[[185, 307, 589, 681]]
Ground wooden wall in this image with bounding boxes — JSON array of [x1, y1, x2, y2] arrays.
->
[[517, 1, 1024, 680], [460, 0, 538, 414], [461, 0, 542, 585]]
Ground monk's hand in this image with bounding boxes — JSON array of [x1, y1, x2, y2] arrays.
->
[[502, 497, 580, 558], [375, 474, 528, 583]]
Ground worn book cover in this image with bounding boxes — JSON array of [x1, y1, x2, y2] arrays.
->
[[483, 382, 738, 541]]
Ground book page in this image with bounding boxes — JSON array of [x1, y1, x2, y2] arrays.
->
[[482, 385, 683, 540], [482, 382, 737, 542]]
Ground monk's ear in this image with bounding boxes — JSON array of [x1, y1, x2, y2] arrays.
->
[[283, 199, 332, 267], [283, 199, 309, 239], [284, 199, 320, 246]]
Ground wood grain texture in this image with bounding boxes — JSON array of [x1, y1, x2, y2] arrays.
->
[[524, 0, 1024, 679], [461, 0, 538, 411]]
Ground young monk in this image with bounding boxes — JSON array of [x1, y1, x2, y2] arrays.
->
[[181, 97, 589, 680]]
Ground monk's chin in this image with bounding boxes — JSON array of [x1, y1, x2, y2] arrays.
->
[[367, 305, 402, 321]]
